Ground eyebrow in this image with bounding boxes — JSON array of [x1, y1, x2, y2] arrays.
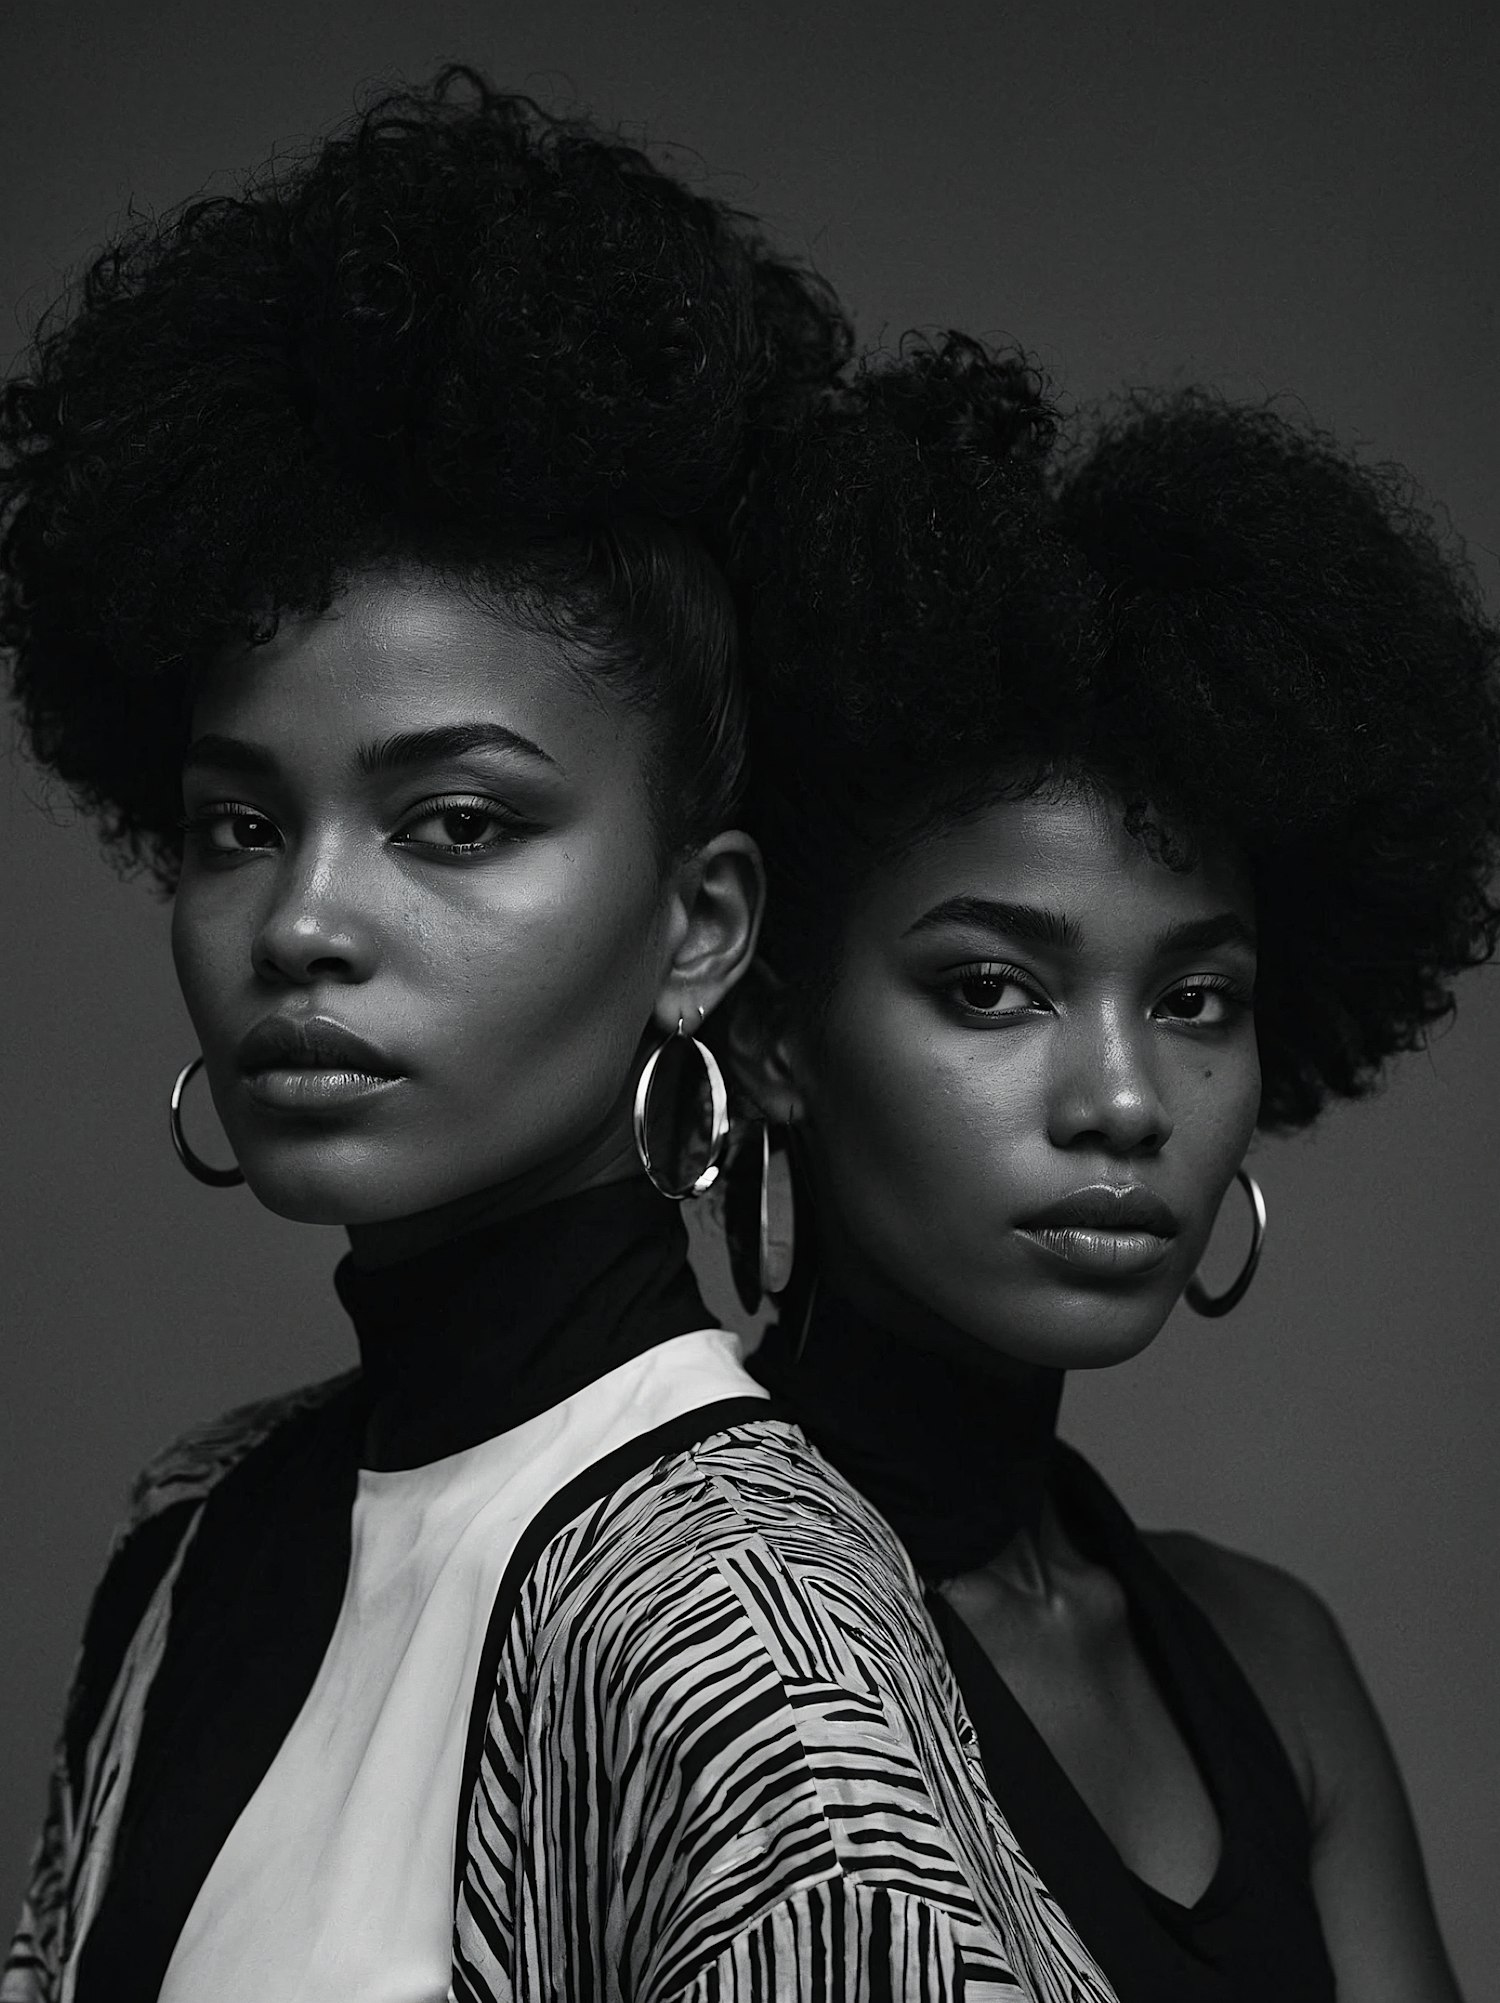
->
[[1153, 912, 1258, 956], [183, 722, 560, 778], [902, 897, 1082, 949], [903, 896, 1257, 957], [354, 723, 559, 776]]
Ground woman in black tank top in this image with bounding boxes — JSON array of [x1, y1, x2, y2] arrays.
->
[[725, 337, 1493, 1999]]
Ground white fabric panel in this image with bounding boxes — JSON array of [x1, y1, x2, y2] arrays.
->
[[158, 1328, 761, 2003]]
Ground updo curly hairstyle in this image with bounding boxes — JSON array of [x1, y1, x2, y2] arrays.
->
[[1, 67, 849, 879], [734, 334, 1500, 1129]]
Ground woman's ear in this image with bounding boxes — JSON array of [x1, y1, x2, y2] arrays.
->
[[653, 830, 765, 1035], [718, 957, 804, 1126]]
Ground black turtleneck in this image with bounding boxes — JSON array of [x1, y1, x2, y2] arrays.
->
[[75, 1176, 714, 2003], [750, 1294, 1063, 1581], [336, 1176, 712, 1468], [751, 1289, 1336, 2003]]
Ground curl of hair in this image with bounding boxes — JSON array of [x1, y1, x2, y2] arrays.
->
[[735, 335, 1500, 1129], [2, 68, 850, 876]]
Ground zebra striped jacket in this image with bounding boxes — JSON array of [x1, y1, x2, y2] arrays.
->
[[5, 1373, 1119, 2003]]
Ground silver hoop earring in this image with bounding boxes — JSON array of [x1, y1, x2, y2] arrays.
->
[[1185, 1167, 1265, 1318], [632, 1018, 729, 1200], [727, 1122, 797, 1313], [791, 1271, 821, 1365], [169, 1057, 245, 1188]]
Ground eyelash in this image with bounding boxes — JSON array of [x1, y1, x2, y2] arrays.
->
[[178, 802, 279, 858], [944, 962, 1047, 1019], [1151, 973, 1252, 1026], [942, 962, 1253, 1025], [390, 795, 536, 854], [178, 794, 535, 861]]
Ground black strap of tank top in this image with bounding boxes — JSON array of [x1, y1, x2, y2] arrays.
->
[[934, 1447, 1336, 2000]]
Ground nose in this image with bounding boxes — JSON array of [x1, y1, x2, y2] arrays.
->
[[251, 842, 380, 987], [1046, 1003, 1173, 1158]]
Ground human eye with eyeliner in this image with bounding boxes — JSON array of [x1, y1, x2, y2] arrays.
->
[[729, 335, 1492, 2001], [179, 803, 284, 856], [942, 959, 1050, 1018], [1151, 973, 1251, 1026], [389, 794, 540, 854]]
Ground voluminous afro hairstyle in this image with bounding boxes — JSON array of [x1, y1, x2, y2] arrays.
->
[[734, 334, 1500, 1129], [2, 67, 850, 880]]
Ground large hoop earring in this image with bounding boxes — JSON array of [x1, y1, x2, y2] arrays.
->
[[726, 1123, 797, 1314], [1185, 1167, 1265, 1318], [169, 1057, 245, 1188], [632, 1018, 729, 1200]]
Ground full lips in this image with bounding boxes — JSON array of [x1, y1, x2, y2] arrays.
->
[[234, 1016, 408, 1116], [1015, 1223, 1174, 1279], [241, 1068, 406, 1112], [235, 1013, 401, 1078]]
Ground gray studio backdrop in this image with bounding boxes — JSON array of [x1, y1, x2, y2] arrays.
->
[[3, 0, 1497, 1984]]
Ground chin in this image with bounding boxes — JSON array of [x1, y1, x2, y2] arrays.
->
[[949, 1281, 1177, 1374], [1028, 1319, 1167, 1372], [234, 1135, 453, 1227]]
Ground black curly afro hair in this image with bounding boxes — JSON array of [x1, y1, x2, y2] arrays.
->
[[734, 334, 1500, 1130], [1, 67, 850, 881]]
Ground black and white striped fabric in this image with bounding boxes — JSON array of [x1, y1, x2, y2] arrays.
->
[[6, 1373, 1119, 2002]]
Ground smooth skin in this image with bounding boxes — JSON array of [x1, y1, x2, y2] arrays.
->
[[737, 781, 1460, 2001], [173, 568, 762, 1261]]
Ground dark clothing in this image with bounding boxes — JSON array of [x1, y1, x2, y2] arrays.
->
[[754, 1302, 1338, 2001]]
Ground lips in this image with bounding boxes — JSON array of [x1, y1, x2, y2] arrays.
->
[[234, 1015, 405, 1113], [1015, 1183, 1179, 1281], [1019, 1185, 1179, 1237], [236, 1014, 402, 1079]]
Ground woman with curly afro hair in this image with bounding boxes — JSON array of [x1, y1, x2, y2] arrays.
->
[[726, 336, 1498, 2001], [1, 74, 1112, 2003]]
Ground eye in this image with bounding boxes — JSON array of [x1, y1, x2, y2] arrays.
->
[[945, 962, 1047, 1018], [1154, 977, 1248, 1026], [180, 804, 281, 855], [392, 797, 532, 855]]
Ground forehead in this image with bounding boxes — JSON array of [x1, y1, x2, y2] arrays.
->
[[863, 783, 1253, 937], [188, 570, 625, 763]]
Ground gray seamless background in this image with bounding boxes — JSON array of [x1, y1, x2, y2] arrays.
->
[[2, 0, 1497, 1985]]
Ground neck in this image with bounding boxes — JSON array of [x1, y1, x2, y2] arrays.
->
[[752, 1285, 1065, 1581], [964, 1494, 1082, 1603], [346, 1129, 642, 1271]]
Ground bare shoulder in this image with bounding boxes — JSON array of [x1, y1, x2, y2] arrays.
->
[[1145, 1528, 1344, 1666], [1145, 1528, 1361, 1819], [1148, 1530, 1463, 1996]]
